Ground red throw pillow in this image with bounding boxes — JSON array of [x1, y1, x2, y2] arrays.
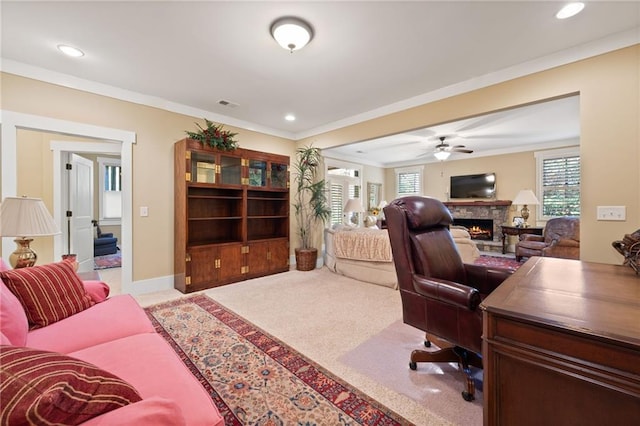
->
[[0, 262, 95, 329], [0, 345, 142, 425]]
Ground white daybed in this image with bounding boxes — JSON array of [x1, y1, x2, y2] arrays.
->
[[323, 225, 480, 290]]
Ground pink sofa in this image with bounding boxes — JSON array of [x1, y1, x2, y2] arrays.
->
[[0, 260, 223, 426]]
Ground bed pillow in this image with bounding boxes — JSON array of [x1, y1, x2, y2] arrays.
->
[[0, 262, 95, 329], [0, 345, 142, 425]]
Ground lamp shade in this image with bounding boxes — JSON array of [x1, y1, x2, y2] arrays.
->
[[271, 17, 313, 52], [0, 196, 61, 237], [512, 189, 540, 206], [344, 198, 365, 213]]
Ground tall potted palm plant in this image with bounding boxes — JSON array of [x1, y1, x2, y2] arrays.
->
[[293, 145, 331, 271]]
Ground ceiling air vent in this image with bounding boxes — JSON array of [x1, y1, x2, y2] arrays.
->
[[217, 99, 239, 108]]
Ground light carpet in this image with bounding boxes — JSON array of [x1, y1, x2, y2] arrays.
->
[[135, 267, 484, 425]]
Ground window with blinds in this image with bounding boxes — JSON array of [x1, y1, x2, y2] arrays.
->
[[327, 170, 362, 226], [539, 152, 580, 217], [329, 183, 344, 225], [395, 166, 423, 196]]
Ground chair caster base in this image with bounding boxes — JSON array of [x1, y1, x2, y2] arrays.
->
[[409, 361, 417, 370], [462, 391, 475, 402]]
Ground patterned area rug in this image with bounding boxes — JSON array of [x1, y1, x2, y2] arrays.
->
[[93, 252, 121, 270], [145, 295, 410, 426], [473, 255, 523, 270]]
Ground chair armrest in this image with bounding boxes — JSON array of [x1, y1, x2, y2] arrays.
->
[[463, 263, 513, 297], [550, 238, 579, 248], [413, 275, 481, 310], [521, 234, 544, 242]]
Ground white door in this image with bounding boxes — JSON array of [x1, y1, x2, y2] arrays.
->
[[69, 154, 94, 272]]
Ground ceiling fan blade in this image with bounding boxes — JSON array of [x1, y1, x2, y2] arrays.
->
[[452, 148, 473, 154]]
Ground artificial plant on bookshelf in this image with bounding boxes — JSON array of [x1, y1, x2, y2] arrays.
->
[[174, 134, 289, 293]]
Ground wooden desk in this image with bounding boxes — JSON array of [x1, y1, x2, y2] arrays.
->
[[500, 225, 543, 254], [481, 257, 640, 425]]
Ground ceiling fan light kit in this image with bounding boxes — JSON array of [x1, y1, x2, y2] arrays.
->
[[434, 151, 451, 161], [432, 136, 473, 161]]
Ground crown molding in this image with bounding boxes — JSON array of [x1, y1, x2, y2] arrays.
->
[[1, 29, 637, 142]]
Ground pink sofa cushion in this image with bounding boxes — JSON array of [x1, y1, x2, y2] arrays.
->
[[81, 396, 186, 426], [0, 345, 142, 425], [0, 262, 94, 329], [0, 280, 28, 346], [83, 280, 110, 303], [26, 294, 156, 354], [70, 333, 223, 426]]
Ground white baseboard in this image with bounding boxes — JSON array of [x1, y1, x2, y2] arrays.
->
[[124, 274, 174, 295]]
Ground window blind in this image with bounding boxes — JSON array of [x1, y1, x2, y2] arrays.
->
[[329, 183, 344, 225], [398, 171, 420, 195], [541, 155, 580, 217]]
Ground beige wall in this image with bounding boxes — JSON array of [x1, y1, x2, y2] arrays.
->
[[302, 45, 640, 264], [2, 45, 638, 286], [2, 73, 297, 283]]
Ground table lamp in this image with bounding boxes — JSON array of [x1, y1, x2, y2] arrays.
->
[[512, 189, 540, 227], [344, 198, 365, 226], [0, 196, 61, 268]]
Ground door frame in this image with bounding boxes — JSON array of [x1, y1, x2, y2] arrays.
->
[[1, 110, 135, 292]]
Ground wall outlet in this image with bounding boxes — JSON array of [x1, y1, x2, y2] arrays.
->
[[596, 206, 625, 221]]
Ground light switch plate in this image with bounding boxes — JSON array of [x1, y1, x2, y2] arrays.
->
[[596, 206, 626, 221], [140, 206, 149, 217]]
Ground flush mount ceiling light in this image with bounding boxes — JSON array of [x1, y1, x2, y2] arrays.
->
[[271, 17, 313, 52], [57, 44, 84, 57], [556, 2, 585, 19], [284, 114, 296, 121]]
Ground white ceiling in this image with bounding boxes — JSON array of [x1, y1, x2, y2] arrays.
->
[[2, 1, 639, 164], [323, 95, 581, 167]]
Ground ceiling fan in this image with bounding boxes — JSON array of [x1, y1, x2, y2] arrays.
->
[[432, 136, 473, 160]]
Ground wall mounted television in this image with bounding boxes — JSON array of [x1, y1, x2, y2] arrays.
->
[[450, 173, 496, 199]]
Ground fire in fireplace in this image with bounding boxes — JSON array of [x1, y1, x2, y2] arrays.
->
[[452, 218, 493, 240]]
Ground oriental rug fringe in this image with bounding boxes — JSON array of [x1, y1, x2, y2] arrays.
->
[[145, 295, 411, 425]]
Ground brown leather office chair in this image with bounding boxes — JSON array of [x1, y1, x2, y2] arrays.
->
[[383, 196, 513, 401], [515, 216, 580, 261]]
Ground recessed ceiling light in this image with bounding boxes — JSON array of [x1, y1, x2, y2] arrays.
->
[[57, 44, 84, 57], [285, 114, 296, 121], [556, 2, 585, 19]]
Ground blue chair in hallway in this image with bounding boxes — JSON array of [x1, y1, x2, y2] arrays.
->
[[92, 220, 118, 256]]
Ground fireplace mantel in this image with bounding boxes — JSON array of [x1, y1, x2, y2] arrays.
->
[[444, 200, 512, 207]]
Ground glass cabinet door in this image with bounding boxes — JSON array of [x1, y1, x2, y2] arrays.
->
[[190, 152, 216, 184], [248, 159, 267, 187], [219, 155, 242, 185], [270, 162, 288, 189]]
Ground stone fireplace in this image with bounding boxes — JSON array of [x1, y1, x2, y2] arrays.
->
[[444, 200, 512, 252]]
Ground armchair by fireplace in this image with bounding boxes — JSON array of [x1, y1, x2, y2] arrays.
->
[[516, 217, 580, 261]]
